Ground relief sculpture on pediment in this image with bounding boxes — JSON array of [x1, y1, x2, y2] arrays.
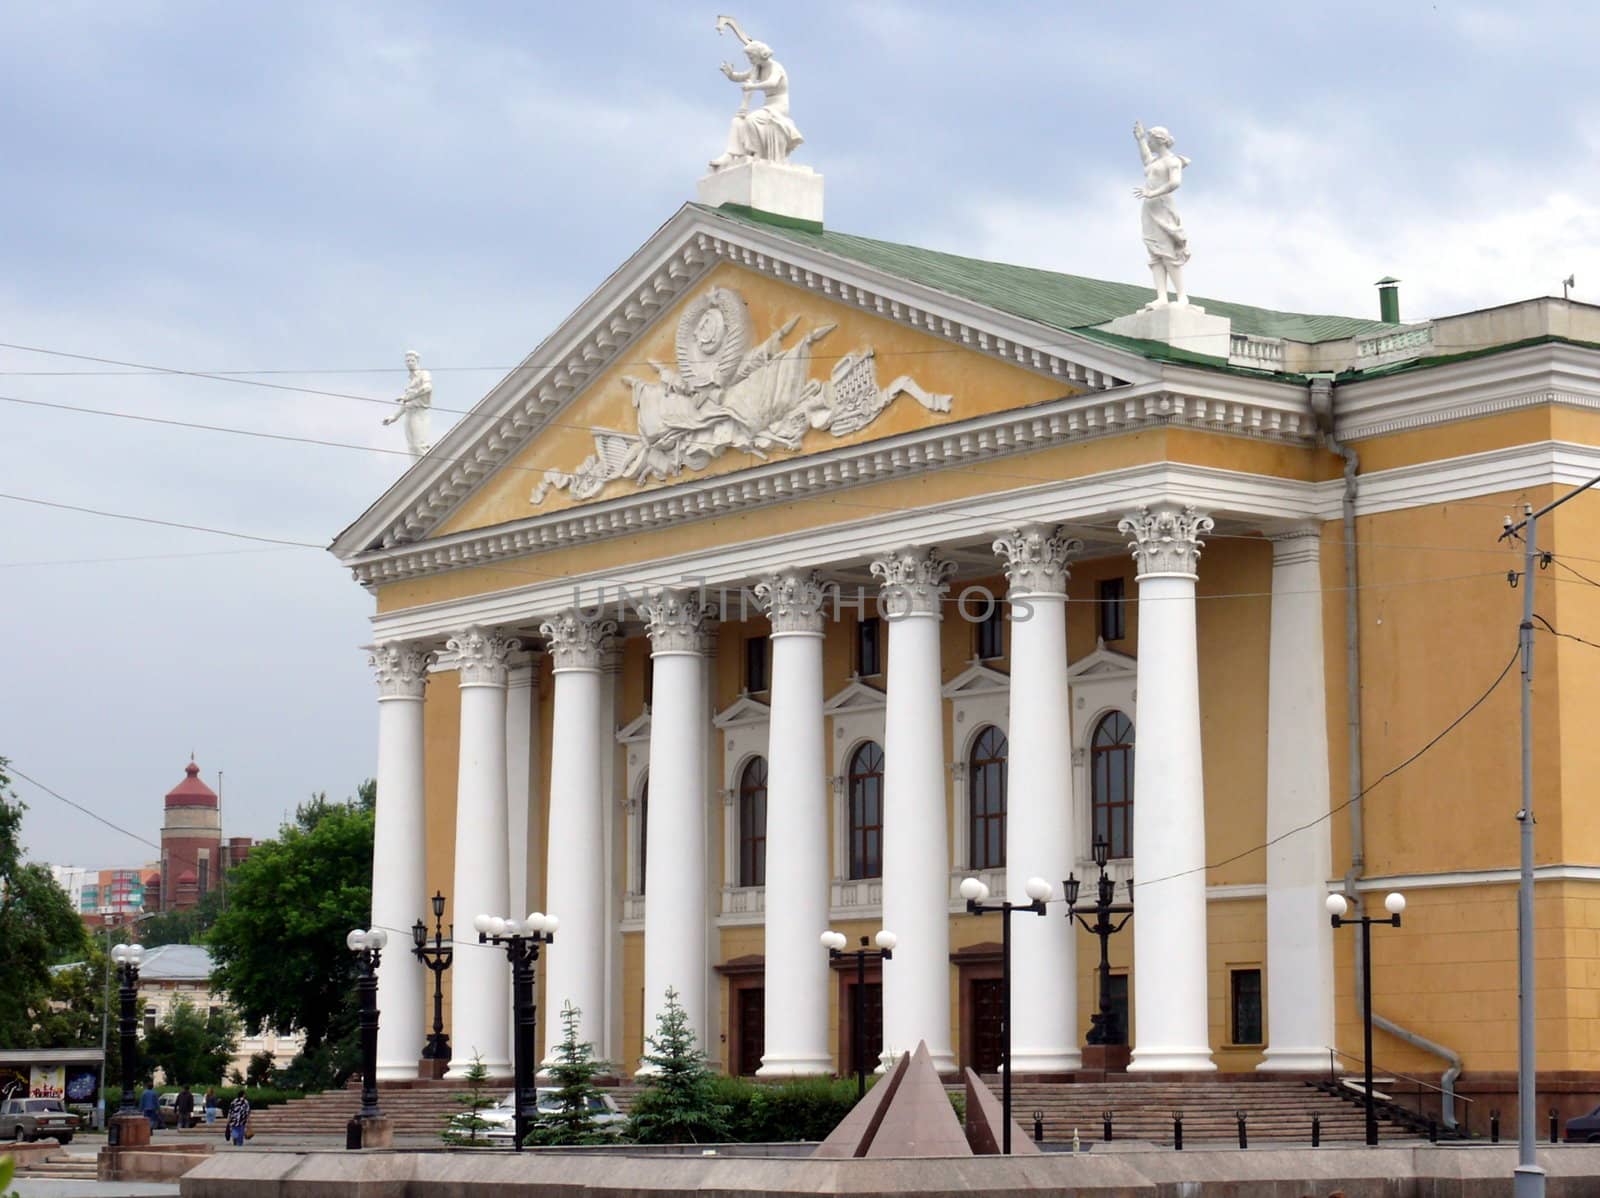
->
[[531, 285, 952, 504]]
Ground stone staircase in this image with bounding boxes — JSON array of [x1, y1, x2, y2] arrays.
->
[[1002, 1078, 1421, 1145], [13, 1149, 99, 1180]]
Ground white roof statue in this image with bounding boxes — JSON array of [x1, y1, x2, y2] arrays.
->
[[382, 349, 433, 458], [696, 15, 824, 225]]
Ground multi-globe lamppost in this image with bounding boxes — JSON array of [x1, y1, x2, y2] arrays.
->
[[958, 875, 1051, 1154], [346, 926, 389, 1146], [107, 942, 146, 1142], [820, 929, 897, 1100], [475, 910, 557, 1151], [1063, 837, 1135, 1051], [411, 891, 454, 1065], [1326, 890, 1406, 1148]]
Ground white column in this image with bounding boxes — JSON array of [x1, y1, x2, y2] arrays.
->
[[995, 526, 1085, 1073], [1259, 524, 1337, 1070], [638, 590, 715, 1071], [871, 547, 956, 1072], [505, 655, 539, 928], [1118, 504, 1217, 1073], [445, 626, 519, 1078], [539, 610, 616, 1061], [369, 642, 434, 1080], [754, 570, 832, 1076]]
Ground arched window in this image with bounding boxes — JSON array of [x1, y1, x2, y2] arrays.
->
[[1091, 712, 1134, 859], [848, 741, 884, 880], [968, 725, 1008, 870], [738, 756, 768, 888], [637, 778, 649, 895]]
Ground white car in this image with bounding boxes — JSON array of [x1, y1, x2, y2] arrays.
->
[[450, 1088, 625, 1142]]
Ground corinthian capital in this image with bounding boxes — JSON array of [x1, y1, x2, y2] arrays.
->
[[1118, 504, 1215, 577], [369, 642, 436, 699], [539, 609, 617, 672], [446, 626, 522, 686], [870, 546, 956, 619], [753, 569, 830, 635], [993, 524, 1084, 597], [638, 588, 717, 656]]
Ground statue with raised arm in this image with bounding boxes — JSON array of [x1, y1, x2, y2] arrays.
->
[[1132, 122, 1191, 306], [382, 350, 433, 457], [709, 15, 804, 170]]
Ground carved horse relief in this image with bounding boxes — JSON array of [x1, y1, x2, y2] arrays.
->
[[532, 286, 952, 505]]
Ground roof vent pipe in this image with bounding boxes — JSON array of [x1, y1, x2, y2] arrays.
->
[[1376, 277, 1401, 324]]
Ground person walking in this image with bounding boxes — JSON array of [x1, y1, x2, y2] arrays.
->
[[203, 1087, 218, 1125], [175, 1085, 194, 1129], [226, 1090, 250, 1147], [138, 1085, 160, 1133]]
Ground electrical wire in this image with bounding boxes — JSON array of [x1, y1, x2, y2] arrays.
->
[[0, 493, 324, 548], [1532, 613, 1600, 653]]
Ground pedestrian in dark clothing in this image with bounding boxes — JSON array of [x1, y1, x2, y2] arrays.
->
[[226, 1091, 250, 1147], [138, 1086, 160, 1132], [175, 1086, 194, 1128]]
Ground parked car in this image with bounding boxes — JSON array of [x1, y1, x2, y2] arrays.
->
[[1566, 1104, 1600, 1142], [0, 1097, 79, 1144], [448, 1089, 625, 1142], [157, 1092, 181, 1128]]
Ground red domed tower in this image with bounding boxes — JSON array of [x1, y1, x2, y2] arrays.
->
[[160, 757, 221, 911]]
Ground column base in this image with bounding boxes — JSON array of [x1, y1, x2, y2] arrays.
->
[[756, 1053, 835, 1078], [1257, 1046, 1337, 1073], [107, 1112, 151, 1149], [1009, 1048, 1085, 1074], [376, 1062, 422, 1081], [1080, 1044, 1131, 1073], [444, 1058, 511, 1080], [1128, 1046, 1217, 1073], [881, 1048, 956, 1075], [417, 1057, 449, 1080]]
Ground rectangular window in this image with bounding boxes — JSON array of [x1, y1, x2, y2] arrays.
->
[[855, 618, 883, 677], [1106, 974, 1130, 1046], [1098, 578, 1127, 642], [197, 855, 209, 897], [144, 1006, 158, 1036], [975, 604, 1005, 660], [744, 635, 770, 693], [1230, 968, 1263, 1045]]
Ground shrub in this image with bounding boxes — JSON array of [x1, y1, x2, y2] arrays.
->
[[245, 1051, 276, 1088], [524, 1002, 616, 1146], [443, 1053, 498, 1147], [736, 1076, 861, 1142]]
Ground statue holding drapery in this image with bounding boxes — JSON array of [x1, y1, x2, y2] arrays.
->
[[709, 15, 804, 170]]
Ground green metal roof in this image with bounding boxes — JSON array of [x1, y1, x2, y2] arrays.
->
[[699, 203, 1394, 347]]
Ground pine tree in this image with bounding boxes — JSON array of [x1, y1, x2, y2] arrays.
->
[[442, 1052, 498, 1146], [523, 1002, 617, 1146], [626, 987, 730, 1144]]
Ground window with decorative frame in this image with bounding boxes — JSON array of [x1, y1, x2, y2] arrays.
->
[[738, 756, 768, 888], [1090, 711, 1134, 859], [847, 741, 885, 880], [967, 725, 1008, 869]]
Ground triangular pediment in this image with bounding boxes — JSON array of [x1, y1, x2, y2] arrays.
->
[[331, 204, 1154, 576], [941, 658, 1010, 698], [1066, 638, 1137, 680], [713, 692, 772, 729], [616, 708, 652, 743], [823, 677, 887, 714]]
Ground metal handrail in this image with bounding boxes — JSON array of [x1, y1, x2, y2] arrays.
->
[[1327, 1046, 1474, 1134]]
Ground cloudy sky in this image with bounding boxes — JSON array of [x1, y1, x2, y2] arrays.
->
[[4, 1, 1594, 868]]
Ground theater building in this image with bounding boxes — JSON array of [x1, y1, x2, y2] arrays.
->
[[331, 163, 1600, 1127]]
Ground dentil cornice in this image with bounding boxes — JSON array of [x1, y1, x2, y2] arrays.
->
[[446, 626, 522, 686], [539, 609, 618, 672], [753, 569, 830, 635], [870, 546, 957, 618], [639, 589, 718, 655], [1118, 504, 1215, 578], [993, 524, 1084, 597], [369, 642, 437, 698]]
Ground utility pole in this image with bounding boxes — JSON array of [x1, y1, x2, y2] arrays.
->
[[1501, 471, 1600, 1198]]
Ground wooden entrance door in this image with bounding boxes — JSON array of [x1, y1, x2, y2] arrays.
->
[[845, 981, 883, 1076], [970, 979, 1004, 1074], [735, 986, 765, 1075]]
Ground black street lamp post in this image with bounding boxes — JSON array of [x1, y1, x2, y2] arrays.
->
[[1063, 838, 1135, 1049], [476, 911, 557, 1151], [411, 892, 454, 1064], [1327, 890, 1407, 1147], [821, 929, 897, 1101], [109, 943, 145, 1114], [346, 927, 389, 1145], [958, 875, 1051, 1155]]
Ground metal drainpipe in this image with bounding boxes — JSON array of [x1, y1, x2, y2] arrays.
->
[[1311, 375, 1463, 1130]]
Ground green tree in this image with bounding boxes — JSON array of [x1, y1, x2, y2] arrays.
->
[[205, 788, 373, 1084], [0, 757, 89, 1047], [139, 890, 225, 949], [244, 1051, 276, 1088], [442, 1054, 498, 1146], [626, 987, 730, 1144], [524, 1002, 616, 1146], [142, 998, 240, 1086]]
